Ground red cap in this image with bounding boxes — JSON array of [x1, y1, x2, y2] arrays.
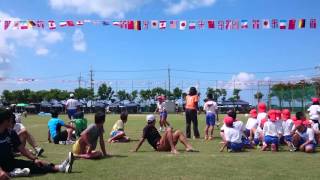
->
[[249, 109, 258, 118], [282, 109, 291, 120], [157, 96, 165, 101], [294, 120, 303, 127], [268, 110, 277, 122], [258, 102, 267, 113], [260, 118, 267, 129], [312, 98, 319, 103], [292, 116, 297, 122], [303, 120, 312, 126], [224, 116, 234, 127]]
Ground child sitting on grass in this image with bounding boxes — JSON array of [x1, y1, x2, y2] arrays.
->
[[72, 112, 87, 138], [281, 109, 295, 151], [72, 111, 109, 159], [48, 110, 75, 144], [108, 111, 130, 143], [245, 109, 258, 138], [262, 110, 283, 152], [132, 114, 197, 154], [220, 116, 244, 152]]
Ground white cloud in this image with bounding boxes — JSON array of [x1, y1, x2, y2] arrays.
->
[[164, 0, 217, 15], [225, 72, 255, 90], [41, 31, 63, 44], [49, 0, 147, 18], [72, 29, 87, 52], [36, 47, 49, 55]]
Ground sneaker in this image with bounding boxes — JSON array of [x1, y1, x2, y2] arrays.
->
[[65, 152, 75, 173], [159, 127, 163, 132], [35, 147, 44, 157], [10, 168, 30, 177], [59, 141, 66, 145], [66, 140, 75, 145]]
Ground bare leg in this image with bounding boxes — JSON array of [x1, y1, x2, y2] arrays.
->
[[18, 131, 28, 148], [108, 131, 126, 143], [26, 132, 38, 149], [67, 128, 73, 141], [159, 119, 164, 129], [75, 151, 103, 159], [220, 131, 226, 142], [163, 128, 178, 154], [173, 130, 193, 150], [163, 117, 170, 127], [209, 125, 214, 140], [292, 134, 301, 148], [204, 126, 209, 140]]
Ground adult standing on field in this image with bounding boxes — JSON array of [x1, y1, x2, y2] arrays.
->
[[185, 87, 200, 139], [65, 94, 79, 120]]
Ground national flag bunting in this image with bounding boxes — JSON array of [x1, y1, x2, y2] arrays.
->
[[4, 20, 11, 30], [241, 20, 248, 29], [208, 20, 215, 29], [310, 19, 316, 29], [299, 19, 305, 28], [279, 20, 287, 29], [218, 20, 224, 30], [262, 19, 270, 29], [159, 20, 166, 29], [151, 20, 158, 29], [225, 20, 232, 30], [134, 20, 141, 30], [128, 20, 134, 30], [252, 19, 260, 29], [198, 20, 205, 29], [272, 19, 278, 29], [170, 20, 176, 29], [143, 21, 149, 29], [66, 20, 74, 26], [48, 20, 56, 30], [189, 21, 196, 29], [232, 20, 239, 30], [288, 19, 296, 30], [76, 21, 84, 25], [179, 20, 187, 30]]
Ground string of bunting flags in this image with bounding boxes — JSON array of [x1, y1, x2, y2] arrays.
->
[[0, 18, 318, 31]]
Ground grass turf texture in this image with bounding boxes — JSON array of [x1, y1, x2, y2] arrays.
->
[[17, 113, 319, 180]]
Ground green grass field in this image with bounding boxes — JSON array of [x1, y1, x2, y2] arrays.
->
[[17, 113, 320, 180]]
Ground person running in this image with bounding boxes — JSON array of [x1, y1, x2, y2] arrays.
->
[[155, 96, 171, 132], [0, 108, 75, 178], [203, 93, 218, 140], [185, 87, 200, 139], [133, 115, 196, 154]]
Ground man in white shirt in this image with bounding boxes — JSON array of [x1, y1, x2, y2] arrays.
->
[[65, 94, 79, 120]]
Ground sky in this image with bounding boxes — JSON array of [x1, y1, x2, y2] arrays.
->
[[0, 0, 320, 104]]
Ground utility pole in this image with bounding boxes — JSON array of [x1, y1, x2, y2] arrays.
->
[[168, 65, 171, 98], [89, 66, 94, 92], [267, 80, 271, 109], [78, 73, 82, 88]]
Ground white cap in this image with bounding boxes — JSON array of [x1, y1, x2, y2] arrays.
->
[[70, 93, 75, 98], [146, 114, 156, 123]]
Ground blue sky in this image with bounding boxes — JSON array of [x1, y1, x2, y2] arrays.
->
[[0, 0, 320, 104]]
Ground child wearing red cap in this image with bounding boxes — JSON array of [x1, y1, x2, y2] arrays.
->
[[262, 110, 283, 152], [292, 117, 316, 153], [220, 116, 244, 152], [281, 109, 295, 151], [307, 98, 320, 143], [155, 96, 171, 132], [245, 109, 258, 138], [257, 102, 267, 127], [251, 118, 266, 147], [220, 110, 245, 143]]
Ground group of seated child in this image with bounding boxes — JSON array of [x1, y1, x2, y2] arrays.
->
[[220, 98, 320, 153]]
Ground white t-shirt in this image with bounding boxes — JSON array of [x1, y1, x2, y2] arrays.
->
[[263, 121, 283, 137], [246, 118, 258, 130], [157, 102, 166, 112], [254, 127, 263, 139], [311, 121, 319, 133], [203, 100, 218, 114], [65, 98, 79, 110], [257, 112, 267, 126], [224, 127, 242, 143], [221, 120, 245, 132], [308, 105, 320, 121], [13, 123, 26, 133], [282, 119, 294, 136], [14, 113, 22, 123]]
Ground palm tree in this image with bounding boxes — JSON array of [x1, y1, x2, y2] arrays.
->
[[254, 92, 264, 104]]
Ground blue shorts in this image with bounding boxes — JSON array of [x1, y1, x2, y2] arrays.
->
[[160, 111, 167, 119], [264, 136, 279, 145], [206, 113, 216, 126], [284, 135, 292, 142], [254, 138, 260, 145], [110, 130, 122, 138], [67, 109, 77, 119], [245, 129, 251, 137], [228, 142, 244, 152]]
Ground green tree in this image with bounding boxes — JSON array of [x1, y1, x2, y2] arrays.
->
[[129, 90, 138, 101], [117, 90, 128, 102], [140, 89, 152, 102], [98, 83, 114, 100], [254, 92, 264, 103], [74, 88, 94, 99], [172, 87, 182, 100]]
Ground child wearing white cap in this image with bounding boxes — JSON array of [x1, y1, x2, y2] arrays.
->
[[132, 114, 196, 154]]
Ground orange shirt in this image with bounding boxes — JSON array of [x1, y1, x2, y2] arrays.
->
[[185, 95, 199, 110]]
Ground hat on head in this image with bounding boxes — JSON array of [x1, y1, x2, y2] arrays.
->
[[224, 116, 234, 127], [70, 93, 75, 98], [146, 114, 156, 123], [294, 120, 303, 127], [268, 109, 277, 122], [258, 102, 267, 113], [303, 120, 312, 126], [249, 109, 258, 118], [275, 110, 282, 120], [282, 109, 291, 120], [312, 98, 319, 103]]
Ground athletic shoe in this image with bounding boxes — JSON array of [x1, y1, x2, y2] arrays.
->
[[35, 147, 44, 157], [10, 168, 30, 177], [59, 141, 66, 145], [66, 140, 75, 145], [65, 152, 75, 173], [159, 127, 163, 132]]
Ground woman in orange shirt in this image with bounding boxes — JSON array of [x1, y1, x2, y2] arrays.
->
[[185, 87, 200, 139]]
